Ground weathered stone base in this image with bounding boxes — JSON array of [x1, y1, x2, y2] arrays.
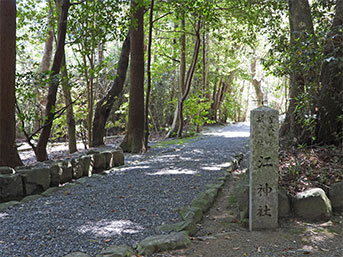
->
[[0, 147, 124, 204]]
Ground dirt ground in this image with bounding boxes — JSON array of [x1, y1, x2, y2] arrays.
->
[[154, 170, 343, 257]]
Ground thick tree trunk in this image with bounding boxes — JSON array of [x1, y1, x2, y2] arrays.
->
[[120, 0, 145, 153], [35, 0, 71, 161], [0, 0, 23, 167], [144, 0, 155, 149], [316, 0, 343, 144], [280, 0, 316, 143], [61, 55, 77, 153], [92, 33, 130, 146]]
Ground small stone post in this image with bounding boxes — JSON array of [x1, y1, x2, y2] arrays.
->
[[249, 106, 279, 231]]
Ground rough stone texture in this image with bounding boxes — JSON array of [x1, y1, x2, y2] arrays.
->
[[0, 167, 15, 175], [249, 106, 279, 230], [234, 173, 249, 219], [235, 176, 291, 220], [0, 200, 20, 210], [136, 232, 190, 255], [18, 168, 51, 195], [93, 153, 107, 172], [293, 188, 332, 221], [41, 187, 61, 197], [60, 161, 73, 184], [79, 155, 93, 177], [70, 158, 83, 179], [102, 151, 113, 169], [95, 245, 133, 257], [179, 206, 203, 224], [191, 188, 218, 213], [50, 164, 63, 187], [329, 182, 343, 213], [0, 174, 24, 202], [278, 187, 291, 217], [112, 149, 124, 167], [21, 194, 42, 203], [156, 220, 197, 236], [63, 252, 91, 257]]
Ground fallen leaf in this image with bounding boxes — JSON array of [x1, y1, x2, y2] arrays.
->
[[119, 195, 124, 199], [64, 191, 71, 195], [128, 184, 132, 188], [104, 239, 111, 243], [257, 246, 262, 252], [110, 209, 115, 213], [233, 247, 240, 250]]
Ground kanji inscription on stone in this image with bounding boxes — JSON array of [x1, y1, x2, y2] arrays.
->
[[249, 106, 279, 231]]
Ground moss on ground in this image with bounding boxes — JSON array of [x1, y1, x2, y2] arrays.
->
[[151, 136, 200, 148]]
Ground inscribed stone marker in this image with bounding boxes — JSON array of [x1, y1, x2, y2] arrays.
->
[[249, 106, 279, 231]]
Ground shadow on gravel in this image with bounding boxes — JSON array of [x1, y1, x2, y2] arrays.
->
[[0, 123, 250, 257]]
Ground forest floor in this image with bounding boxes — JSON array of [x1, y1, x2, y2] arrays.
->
[[16, 123, 343, 257], [155, 154, 343, 257]]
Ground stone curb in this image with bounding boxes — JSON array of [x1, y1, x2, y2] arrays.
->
[[0, 148, 124, 204], [62, 156, 241, 257]]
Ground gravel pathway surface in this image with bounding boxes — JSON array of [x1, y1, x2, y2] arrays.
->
[[0, 123, 249, 257]]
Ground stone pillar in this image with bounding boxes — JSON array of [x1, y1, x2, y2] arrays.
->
[[249, 106, 279, 231]]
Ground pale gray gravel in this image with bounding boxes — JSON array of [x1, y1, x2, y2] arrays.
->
[[0, 123, 249, 257]]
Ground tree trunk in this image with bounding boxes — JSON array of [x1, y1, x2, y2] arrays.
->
[[280, 0, 316, 143], [0, 0, 23, 167], [120, 0, 145, 153], [316, 0, 343, 144], [61, 55, 77, 153], [176, 21, 202, 138], [39, 31, 54, 73], [251, 56, 264, 107], [92, 33, 130, 146], [165, 15, 186, 138], [144, 0, 155, 149], [35, 0, 71, 161]]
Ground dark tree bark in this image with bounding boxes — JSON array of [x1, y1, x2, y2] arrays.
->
[[120, 0, 145, 153], [280, 0, 316, 143], [0, 0, 23, 167], [35, 0, 71, 161], [316, 0, 343, 144], [92, 33, 130, 146], [144, 0, 155, 149]]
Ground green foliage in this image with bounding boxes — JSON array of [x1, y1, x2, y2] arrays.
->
[[184, 92, 213, 129]]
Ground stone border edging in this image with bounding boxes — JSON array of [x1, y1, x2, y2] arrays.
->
[[0, 148, 124, 206], [62, 156, 242, 257]]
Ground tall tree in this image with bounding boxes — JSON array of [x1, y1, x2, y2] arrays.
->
[[92, 33, 130, 146], [280, 0, 316, 143], [166, 13, 186, 138], [144, 0, 155, 149], [316, 0, 343, 145], [0, 0, 23, 167], [176, 20, 201, 138], [120, 0, 145, 153], [35, 0, 71, 161]]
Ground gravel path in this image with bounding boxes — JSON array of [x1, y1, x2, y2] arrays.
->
[[0, 123, 249, 257]]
